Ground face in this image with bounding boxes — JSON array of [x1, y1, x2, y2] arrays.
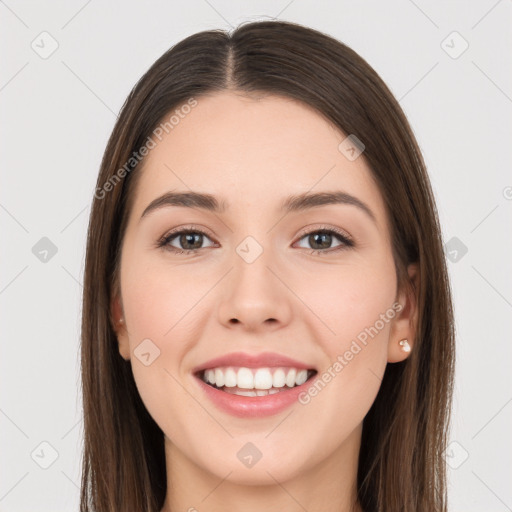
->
[[112, 91, 417, 486]]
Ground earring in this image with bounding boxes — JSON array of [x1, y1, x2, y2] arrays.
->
[[119, 317, 124, 324], [398, 339, 411, 353]]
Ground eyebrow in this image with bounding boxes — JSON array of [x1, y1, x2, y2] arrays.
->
[[140, 190, 377, 223]]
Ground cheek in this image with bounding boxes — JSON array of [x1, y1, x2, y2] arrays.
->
[[120, 261, 207, 442], [292, 261, 396, 424], [294, 258, 397, 347], [121, 255, 208, 346]]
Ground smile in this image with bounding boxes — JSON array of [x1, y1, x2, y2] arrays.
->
[[192, 351, 318, 417], [199, 366, 317, 397]]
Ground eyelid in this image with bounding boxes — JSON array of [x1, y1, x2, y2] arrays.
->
[[161, 224, 216, 240], [293, 224, 353, 244]]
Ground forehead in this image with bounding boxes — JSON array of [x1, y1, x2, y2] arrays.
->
[[129, 91, 388, 229]]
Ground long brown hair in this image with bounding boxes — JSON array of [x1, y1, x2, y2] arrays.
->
[[80, 20, 455, 512]]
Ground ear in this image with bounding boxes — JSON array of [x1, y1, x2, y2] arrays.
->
[[111, 291, 131, 361], [387, 263, 419, 363]]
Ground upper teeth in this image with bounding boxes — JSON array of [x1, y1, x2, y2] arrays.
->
[[202, 367, 310, 390]]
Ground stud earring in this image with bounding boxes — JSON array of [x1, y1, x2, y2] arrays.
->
[[398, 339, 411, 353], [119, 317, 124, 324]]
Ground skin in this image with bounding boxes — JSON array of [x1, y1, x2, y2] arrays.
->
[[111, 91, 419, 512]]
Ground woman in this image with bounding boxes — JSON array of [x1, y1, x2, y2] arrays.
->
[[80, 20, 455, 512]]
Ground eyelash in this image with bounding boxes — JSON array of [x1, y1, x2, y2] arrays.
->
[[156, 225, 355, 256]]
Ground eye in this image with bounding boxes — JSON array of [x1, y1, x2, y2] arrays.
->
[[294, 226, 354, 255], [157, 226, 216, 254], [156, 225, 354, 256]]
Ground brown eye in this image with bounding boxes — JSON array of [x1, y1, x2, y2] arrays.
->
[[308, 232, 334, 250], [176, 232, 204, 250], [158, 229, 216, 253], [295, 228, 354, 254]]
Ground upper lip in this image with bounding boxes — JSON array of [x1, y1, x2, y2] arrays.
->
[[192, 351, 316, 374]]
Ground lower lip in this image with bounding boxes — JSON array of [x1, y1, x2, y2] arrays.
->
[[195, 374, 315, 418]]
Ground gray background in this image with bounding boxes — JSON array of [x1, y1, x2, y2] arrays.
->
[[1, 1, 511, 510]]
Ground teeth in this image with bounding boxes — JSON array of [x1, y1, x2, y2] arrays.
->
[[272, 368, 286, 388], [224, 387, 284, 396], [205, 369, 215, 385], [201, 366, 312, 390], [254, 368, 273, 389], [296, 369, 308, 385], [214, 368, 224, 387], [285, 368, 296, 387], [232, 389, 257, 397], [237, 368, 254, 389], [224, 367, 237, 387]]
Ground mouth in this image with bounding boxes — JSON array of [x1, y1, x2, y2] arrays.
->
[[195, 366, 318, 397]]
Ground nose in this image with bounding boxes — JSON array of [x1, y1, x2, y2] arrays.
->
[[216, 246, 293, 332]]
